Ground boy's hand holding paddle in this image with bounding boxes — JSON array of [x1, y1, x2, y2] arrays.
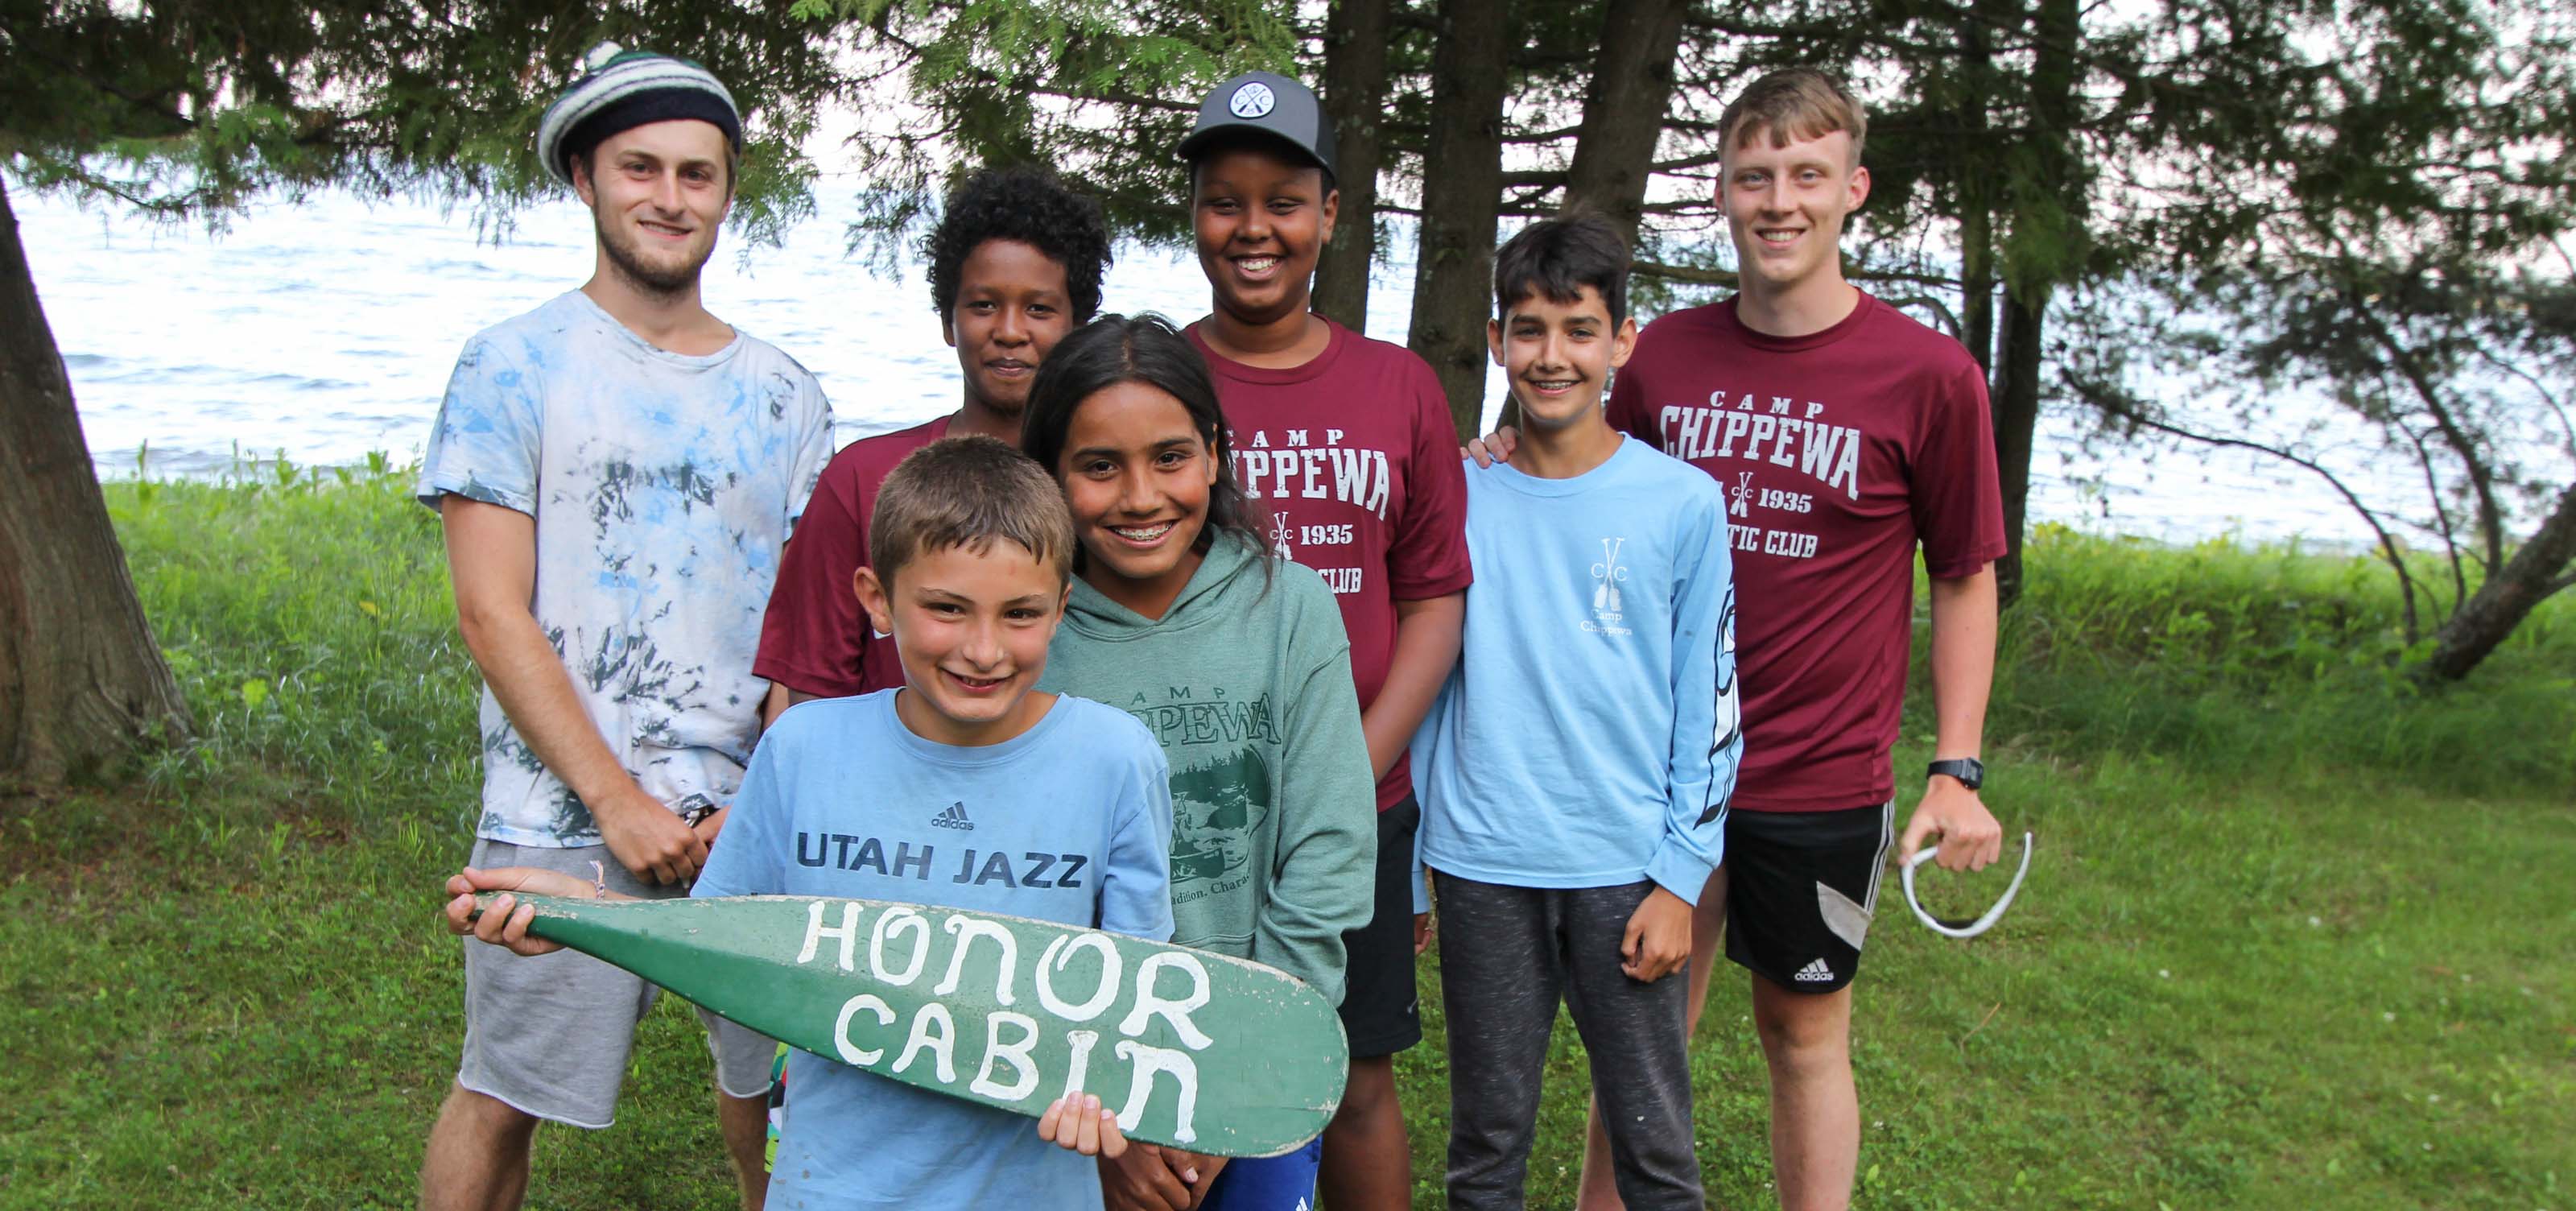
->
[[442, 866, 606, 957], [1038, 1093, 1129, 1159]]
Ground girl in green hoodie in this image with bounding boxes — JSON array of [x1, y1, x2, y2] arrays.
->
[[1024, 313, 1377, 1211]]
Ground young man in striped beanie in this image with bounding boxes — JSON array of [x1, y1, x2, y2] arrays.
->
[[415, 43, 829, 1211]]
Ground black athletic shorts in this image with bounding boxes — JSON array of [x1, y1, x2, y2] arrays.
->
[[1723, 801, 1894, 994], [1336, 795, 1424, 1058]]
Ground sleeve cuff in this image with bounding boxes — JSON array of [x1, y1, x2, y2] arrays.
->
[[752, 657, 863, 701], [1645, 841, 1717, 907], [1923, 544, 2008, 579], [417, 477, 536, 517], [1389, 570, 1474, 602]]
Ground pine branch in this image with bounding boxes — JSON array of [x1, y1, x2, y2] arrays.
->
[[2066, 369, 2428, 643]]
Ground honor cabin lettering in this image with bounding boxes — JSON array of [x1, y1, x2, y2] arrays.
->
[[794, 901, 1220, 1143]]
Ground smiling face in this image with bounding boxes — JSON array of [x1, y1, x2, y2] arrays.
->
[[1191, 144, 1338, 330], [1718, 124, 1869, 306], [574, 119, 733, 295], [1056, 380, 1220, 621], [944, 238, 1075, 419], [856, 541, 1067, 747], [1488, 284, 1637, 435]]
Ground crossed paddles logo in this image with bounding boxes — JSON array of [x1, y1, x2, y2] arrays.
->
[[1591, 537, 1629, 619]]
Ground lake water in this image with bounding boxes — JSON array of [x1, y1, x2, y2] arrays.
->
[[24, 187, 2396, 545]]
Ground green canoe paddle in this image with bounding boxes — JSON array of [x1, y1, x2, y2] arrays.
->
[[469, 892, 1348, 1157]]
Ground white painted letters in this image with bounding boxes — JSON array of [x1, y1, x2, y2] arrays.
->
[[799, 899, 865, 971], [871, 907, 931, 986], [894, 1001, 958, 1084], [1113, 1039, 1201, 1145], [1035, 932, 1123, 1022], [970, 1011, 1042, 1101], [938, 914, 1019, 1004], [834, 994, 894, 1065], [1118, 952, 1215, 1050]]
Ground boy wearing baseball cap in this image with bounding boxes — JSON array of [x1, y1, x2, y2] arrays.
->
[[416, 44, 831, 1210], [1156, 69, 1472, 1211]]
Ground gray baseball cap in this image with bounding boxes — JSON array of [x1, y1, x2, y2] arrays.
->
[[1178, 71, 1338, 180]]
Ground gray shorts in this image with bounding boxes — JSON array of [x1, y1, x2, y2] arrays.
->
[[457, 839, 777, 1129]]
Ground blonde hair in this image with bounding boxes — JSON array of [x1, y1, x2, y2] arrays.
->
[[869, 436, 1075, 588], [1717, 68, 1867, 166]]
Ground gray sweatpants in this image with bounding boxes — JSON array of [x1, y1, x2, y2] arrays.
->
[[1436, 874, 1702, 1211]]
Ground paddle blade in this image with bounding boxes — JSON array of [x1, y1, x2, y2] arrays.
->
[[471, 893, 1346, 1157]]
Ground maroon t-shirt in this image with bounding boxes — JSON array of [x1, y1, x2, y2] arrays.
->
[[1606, 293, 2007, 813], [753, 417, 950, 698], [1190, 317, 1474, 810]]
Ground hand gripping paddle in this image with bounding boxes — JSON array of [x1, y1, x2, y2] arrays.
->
[[1900, 832, 2034, 939], [469, 893, 1348, 1156]]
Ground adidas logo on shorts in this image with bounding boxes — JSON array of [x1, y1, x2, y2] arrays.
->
[[931, 802, 974, 831], [1794, 957, 1835, 983]]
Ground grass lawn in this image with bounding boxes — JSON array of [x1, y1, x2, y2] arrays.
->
[[2, 469, 2569, 1209]]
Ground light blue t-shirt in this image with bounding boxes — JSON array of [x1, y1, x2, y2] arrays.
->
[[417, 290, 833, 846], [694, 691, 1176, 1211], [1413, 436, 1743, 907]]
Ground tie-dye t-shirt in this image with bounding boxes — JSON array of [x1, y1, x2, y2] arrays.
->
[[417, 291, 834, 846]]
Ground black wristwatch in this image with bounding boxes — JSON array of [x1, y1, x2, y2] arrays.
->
[[1927, 758, 1985, 791]]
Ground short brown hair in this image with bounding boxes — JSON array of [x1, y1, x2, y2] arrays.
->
[[869, 436, 1075, 589], [1494, 210, 1633, 328], [1717, 68, 1867, 166]]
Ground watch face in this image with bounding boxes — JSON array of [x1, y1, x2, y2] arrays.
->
[[1933, 759, 1984, 790]]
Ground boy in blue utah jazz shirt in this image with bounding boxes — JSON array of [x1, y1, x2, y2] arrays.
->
[[449, 436, 1176, 1211], [1411, 214, 1742, 1211]]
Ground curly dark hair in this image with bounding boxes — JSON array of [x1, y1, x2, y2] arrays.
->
[[924, 165, 1114, 324]]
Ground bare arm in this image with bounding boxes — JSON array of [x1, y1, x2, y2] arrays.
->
[[1364, 593, 1465, 782], [442, 495, 706, 884], [1898, 565, 2004, 871], [759, 682, 822, 729]]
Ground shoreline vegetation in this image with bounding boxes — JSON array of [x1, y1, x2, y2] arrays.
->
[[3, 465, 2569, 1208]]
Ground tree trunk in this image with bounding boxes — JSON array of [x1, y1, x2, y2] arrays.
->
[[1408, 0, 1513, 441], [1961, 213, 1995, 377], [1957, 15, 1997, 374], [1992, 287, 2046, 603], [1561, 0, 1688, 238], [0, 176, 192, 785], [1485, 0, 1688, 436], [1314, 0, 1392, 333], [2418, 481, 2576, 682], [1988, 0, 2081, 606]]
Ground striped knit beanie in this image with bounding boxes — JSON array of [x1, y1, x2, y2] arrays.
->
[[536, 43, 742, 188]]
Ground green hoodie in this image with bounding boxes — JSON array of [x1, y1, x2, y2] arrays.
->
[[1039, 532, 1377, 1005]]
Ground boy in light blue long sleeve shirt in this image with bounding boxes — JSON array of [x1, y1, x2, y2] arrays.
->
[[1411, 214, 1742, 1211]]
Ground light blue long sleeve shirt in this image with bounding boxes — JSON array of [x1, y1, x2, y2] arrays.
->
[[1412, 436, 1742, 908]]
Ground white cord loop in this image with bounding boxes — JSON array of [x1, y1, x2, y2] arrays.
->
[[1901, 832, 2033, 939]]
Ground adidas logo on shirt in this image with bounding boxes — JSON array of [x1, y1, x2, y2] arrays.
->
[[931, 802, 974, 831], [1794, 957, 1835, 983]]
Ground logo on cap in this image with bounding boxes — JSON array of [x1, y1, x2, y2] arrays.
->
[[1229, 81, 1278, 119]]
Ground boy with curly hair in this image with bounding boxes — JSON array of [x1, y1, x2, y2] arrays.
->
[[758, 165, 1116, 710]]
